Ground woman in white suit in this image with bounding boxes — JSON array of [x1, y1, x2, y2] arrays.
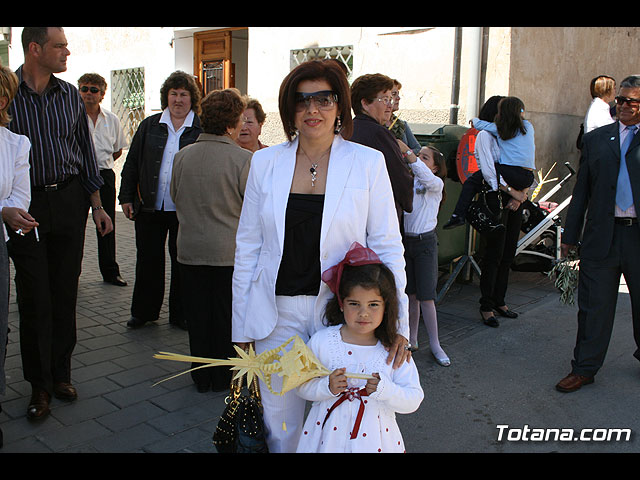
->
[[232, 60, 411, 452]]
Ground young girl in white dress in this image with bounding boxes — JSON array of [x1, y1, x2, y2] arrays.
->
[[296, 243, 424, 453]]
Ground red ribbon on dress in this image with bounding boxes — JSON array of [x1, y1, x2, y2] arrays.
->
[[322, 387, 369, 440]]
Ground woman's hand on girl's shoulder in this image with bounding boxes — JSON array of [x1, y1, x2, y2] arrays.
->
[[385, 335, 411, 368]]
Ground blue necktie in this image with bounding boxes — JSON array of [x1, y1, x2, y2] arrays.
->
[[616, 125, 638, 211]]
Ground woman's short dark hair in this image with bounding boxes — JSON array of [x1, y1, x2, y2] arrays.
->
[[323, 263, 399, 348], [160, 71, 202, 116], [477, 95, 504, 122], [350, 73, 395, 116], [278, 60, 353, 142], [200, 88, 246, 135]]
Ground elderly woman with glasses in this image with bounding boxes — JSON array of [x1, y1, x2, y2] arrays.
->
[[232, 60, 410, 452], [236, 96, 268, 152], [350, 73, 415, 227]]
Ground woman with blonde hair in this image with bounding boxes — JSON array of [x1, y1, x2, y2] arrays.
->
[[585, 75, 616, 133]]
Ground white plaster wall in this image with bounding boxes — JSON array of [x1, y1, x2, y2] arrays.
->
[[8, 27, 176, 116], [246, 26, 501, 146]]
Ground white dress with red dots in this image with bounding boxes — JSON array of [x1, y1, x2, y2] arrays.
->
[[296, 325, 424, 453]]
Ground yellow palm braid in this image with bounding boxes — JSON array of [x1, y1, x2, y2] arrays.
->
[[153, 335, 374, 395]]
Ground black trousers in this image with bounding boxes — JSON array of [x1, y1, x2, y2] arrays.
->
[[131, 210, 182, 323], [96, 169, 121, 281], [478, 192, 524, 312], [179, 263, 234, 390], [497, 164, 534, 192], [572, 223, 640, 377], [7, 177, 89, 394]]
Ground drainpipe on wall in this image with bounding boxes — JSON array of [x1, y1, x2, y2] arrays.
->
[[449, 27, 462, 125], [466, 26, 483, 123]]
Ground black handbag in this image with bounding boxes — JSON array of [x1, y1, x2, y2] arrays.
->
[[212, 372, 269, 453], [465, 184, 504, 234]]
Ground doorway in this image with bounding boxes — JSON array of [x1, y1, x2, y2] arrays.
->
[[194, 28, 247, 96]]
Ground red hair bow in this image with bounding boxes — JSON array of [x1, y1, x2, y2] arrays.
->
[[321, 242, 382, 307]]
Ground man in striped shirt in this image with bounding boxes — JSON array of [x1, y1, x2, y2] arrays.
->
[[7, 27, 113, 420]]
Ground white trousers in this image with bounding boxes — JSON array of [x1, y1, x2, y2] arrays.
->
[[255, 295, 317, 453]]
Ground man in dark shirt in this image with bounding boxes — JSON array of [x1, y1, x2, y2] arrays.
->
[[7, 27, 113, 420]]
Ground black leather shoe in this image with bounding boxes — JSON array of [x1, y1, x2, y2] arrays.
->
[[481, 310, 500, 328], [53, 382, 78, 401], [127, 316, 151, 328], [443, 215, 465, 230], [105, 275, 128, 287], [494, 306, 518, 318], [27, 389, 51, 420]]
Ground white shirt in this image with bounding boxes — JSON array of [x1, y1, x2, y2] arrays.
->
[[0, 127, 31, 241], [584, 97, 614, 133], [615, 121, 638, 218], [155, 108, 194, 211], [475, 129, 502, 190], [403, 158, 443, 234], [87, 107, 127, 170]]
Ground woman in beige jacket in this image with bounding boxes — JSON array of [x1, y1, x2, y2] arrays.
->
[[170, 89, 252, 392]]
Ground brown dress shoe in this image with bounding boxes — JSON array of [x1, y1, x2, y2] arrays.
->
[[27, 389, 51, 420], [555, 373, 594, 393], [53, 382, 78, 401]]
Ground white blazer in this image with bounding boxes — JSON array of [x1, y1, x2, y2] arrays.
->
[[232, 134, 409, 343]]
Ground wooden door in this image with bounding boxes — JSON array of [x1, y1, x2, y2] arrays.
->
[[194, 30, 235, 95]]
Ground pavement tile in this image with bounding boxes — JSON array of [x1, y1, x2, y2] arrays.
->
[[2, 211, 635, 454]]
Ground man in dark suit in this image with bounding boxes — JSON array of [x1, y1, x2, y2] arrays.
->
[[556, 75, 640, 393]]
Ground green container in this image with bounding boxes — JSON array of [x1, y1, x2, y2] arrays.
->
[[409, 123, 472, 266]]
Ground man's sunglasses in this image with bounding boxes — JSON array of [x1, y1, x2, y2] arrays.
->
[[295, 91, 338, 111], [615, 95, 640, 107], [80, 86, 101, 94]]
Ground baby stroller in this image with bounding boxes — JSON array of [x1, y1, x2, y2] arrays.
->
[[511, 162, 576, 273]]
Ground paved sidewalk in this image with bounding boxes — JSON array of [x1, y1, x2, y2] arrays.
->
[[1, 212, 639, 453]]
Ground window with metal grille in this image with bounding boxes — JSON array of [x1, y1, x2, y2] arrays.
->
[[290, 45, 353, 79], [111, 67, 145, 144], [202, 60, 224, 93]]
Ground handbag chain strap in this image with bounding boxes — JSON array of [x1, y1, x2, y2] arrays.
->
[[224, 373, 263, 413]]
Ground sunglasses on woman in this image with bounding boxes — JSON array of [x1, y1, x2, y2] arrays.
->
[[295, 91, 338, 111]]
